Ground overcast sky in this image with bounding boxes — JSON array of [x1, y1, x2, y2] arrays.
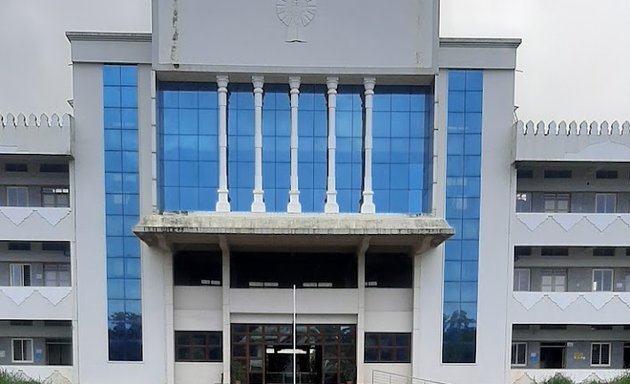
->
[[1, 0, 629, 122]]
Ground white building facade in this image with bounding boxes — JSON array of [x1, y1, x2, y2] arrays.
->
[[0, 1, 627, 384]]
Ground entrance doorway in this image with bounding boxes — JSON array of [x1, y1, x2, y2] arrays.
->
[[540, 343, 566, 369], [231, 324, 356, 384], [624, 343, 630, 369], [265, 345, 321, 384]]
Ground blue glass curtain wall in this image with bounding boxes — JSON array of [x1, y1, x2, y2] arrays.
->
[[227, 84, 255, 211], [336, 86, 364, 213], [157, 82, 433, 214], [298, 85, 328, 212], [103, 65, 142, 362], [158, 82, 219, 211], [442, 70, 483, 364], [262, 85, 291, 212], [373, 86, 433, 213]]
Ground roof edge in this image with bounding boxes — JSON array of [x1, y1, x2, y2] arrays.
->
[[440, 37, 522, 49], [66, 31, 152, 43]]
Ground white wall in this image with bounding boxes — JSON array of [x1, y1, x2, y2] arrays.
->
[[153, 0, 437, 72]]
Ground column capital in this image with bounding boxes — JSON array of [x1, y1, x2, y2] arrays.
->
[[252, 75, 265, 90], [326, 77, 339, 91], [216, 75, 229, 89], [289, 76, 301, 90], [363, 77, 376, 93]]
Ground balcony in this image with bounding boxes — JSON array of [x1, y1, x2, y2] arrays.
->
[[0, 157, 73, 240], [515, 120, 630, 162], [511, 291, 630, 324], [0, 207, 73, 241], [0, 287, 73, 320], [512, 213, 630, 246], [0, 114, 73, 156]]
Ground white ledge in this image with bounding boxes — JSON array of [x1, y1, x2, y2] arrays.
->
[[134, 213, 453, 250]]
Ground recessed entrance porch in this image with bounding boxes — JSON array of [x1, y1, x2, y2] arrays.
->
[[231, 324, 356, 384]]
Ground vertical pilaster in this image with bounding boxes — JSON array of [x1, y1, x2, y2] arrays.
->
[[361, 78, 376, 214], [163, 249, 175, 384], [325, 77, 339, 213], [356, 237, 369, 384], [252, 76, 266, 212], [220, 236, 231, 384], [216, 75, 230, 212], [287, 77, 302, 213]]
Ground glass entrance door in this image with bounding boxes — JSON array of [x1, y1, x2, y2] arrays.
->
[[231, 324, 356, 384], [265, 345, 321, 384]]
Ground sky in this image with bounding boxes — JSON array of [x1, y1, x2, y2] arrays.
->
[[1, 0, 629, 122]]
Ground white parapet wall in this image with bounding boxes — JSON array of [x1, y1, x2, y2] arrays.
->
[[0, 113, 73, 156], [511, 292, 630, 325], [515, 120, 630, 162], [0, 287, 73, 320], [512, 213, 630, 247]]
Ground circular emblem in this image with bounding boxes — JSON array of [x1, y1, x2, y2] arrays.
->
[[276, 0, 317, 42]]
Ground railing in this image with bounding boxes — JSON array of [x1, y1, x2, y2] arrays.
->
[[372, 370, 448, 384]]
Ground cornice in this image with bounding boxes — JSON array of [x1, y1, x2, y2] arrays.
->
[[440, 37, 522, 49], [66, 31, 152, 43]]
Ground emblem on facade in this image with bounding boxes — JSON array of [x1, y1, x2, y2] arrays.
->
[[276, 0, 316, 43]]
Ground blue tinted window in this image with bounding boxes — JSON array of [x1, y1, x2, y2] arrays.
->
[[443, 70, 483, 364], [227, 84, 254, 211], [158, 82, 219, 211], [298, 85, 328, 212], [372, 86, 433, 214], [336, 86, 363, 213], [103, 65, 142, 362], [263, 85, 291, 212]]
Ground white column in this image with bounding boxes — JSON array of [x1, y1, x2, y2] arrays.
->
[[216, 75, 230, 212], [251, 76, 266, 212], [361, 77, 376, 214], [324, 77, 339, 213], [287, 77, 302, 213]]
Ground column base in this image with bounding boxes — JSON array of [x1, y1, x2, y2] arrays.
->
[[287, 191, 302, 213], [251, 191, 266, 212], [360, 191, 376, 214], [324, 192, 339, 214], [216, 190, 230, 212]]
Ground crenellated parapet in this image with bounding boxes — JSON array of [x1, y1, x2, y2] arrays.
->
[[0, 113, 73, 156], [515, 120, 630, 162]]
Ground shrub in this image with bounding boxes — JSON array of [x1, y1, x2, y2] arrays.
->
[[0, 370, 43, 384], [608, 372, 630, 384], [537, 373, 575, 384]]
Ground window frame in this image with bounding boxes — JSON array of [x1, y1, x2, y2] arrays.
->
[[364, 332, 411, 363], [174, 331, 223, 362], [516, 192, 532, 213], [513, 269, 530, 292], [9, 263, 32, 287], [12, 338, 34, 363], [44, 263, 71, 287], [41, 186, 70, 208], [541, 269, 567, 292], [543, 193, 571, 213], [5, 163, 28, 172], [511, 342, 527, 367], [6, 186, 29, 207], [595, 193, 617, 214], [592, 269, 614, 292], [591, 342, 611, 367]]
